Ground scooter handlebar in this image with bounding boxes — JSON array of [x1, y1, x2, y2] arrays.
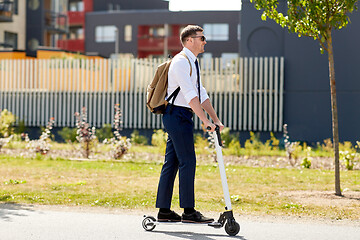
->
[[206, 125, 222, 147]]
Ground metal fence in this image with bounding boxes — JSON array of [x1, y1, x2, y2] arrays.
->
[[0, 56, 284, 131]]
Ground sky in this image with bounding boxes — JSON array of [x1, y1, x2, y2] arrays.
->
[[168, 0, 242, 11]]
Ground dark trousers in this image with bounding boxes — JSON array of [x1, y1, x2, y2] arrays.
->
[[155, 105, 196, 209]]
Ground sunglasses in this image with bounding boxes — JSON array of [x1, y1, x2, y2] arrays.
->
[[191, 35, 206, 42]]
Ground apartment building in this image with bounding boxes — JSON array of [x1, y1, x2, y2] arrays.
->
[[0, 0, 25, 51]]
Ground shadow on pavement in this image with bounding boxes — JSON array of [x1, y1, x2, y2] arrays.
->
[[150, 230, 248, 240], [0, 202, 35, 222]]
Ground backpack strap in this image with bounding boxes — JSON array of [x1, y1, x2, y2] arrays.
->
[[166, 52, 192, 114]]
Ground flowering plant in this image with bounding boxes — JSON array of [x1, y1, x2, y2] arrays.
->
[[26, 118, 55, 155], [75, 107, 97, 158], [106, 104, 131, 159]]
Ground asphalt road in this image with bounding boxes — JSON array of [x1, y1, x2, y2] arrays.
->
[[1, 204, 359, 240]]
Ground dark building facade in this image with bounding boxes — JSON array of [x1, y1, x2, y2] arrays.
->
[[241, 0, 360, 143], [85, 10, 241, 58]]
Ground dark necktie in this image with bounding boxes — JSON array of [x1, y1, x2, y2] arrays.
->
[[194, 59, 201, 103]]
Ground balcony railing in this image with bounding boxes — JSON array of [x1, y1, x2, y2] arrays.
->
[[0, 1, 13, 22], [138, 36, 182, 51], [45, 10, 68, 34], [57, 39, 85, 53], [68, 11, 85, 26]]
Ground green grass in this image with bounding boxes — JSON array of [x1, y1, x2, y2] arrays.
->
[[0, 154, 359, 220]]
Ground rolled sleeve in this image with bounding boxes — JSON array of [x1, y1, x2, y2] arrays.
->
[[200, 85, 209, 104]]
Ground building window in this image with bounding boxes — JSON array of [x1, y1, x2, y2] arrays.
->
[[203, 24, 229, 41], [13, 0, 18, 14], [69, 1, 83, 11], [4, 31, 18, 49], [70, 27, 84, 39], [238, 24, 241, 41], [149, 26, 165, 37], [95, 25, 117, 42], [124, 25, 132, 42]]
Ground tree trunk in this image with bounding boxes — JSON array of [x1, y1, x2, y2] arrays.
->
[[326, 29, 342, 196]]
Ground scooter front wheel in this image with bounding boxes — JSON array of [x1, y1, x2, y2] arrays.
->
[[142, 216, 156, 231], [225, 221, 240, 236]]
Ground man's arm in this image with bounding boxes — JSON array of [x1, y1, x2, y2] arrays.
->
[[188, 97, 216, 131], [201, 99, 224, 131]]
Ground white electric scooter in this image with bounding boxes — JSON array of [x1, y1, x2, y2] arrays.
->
[[142, 126, 240, 236]]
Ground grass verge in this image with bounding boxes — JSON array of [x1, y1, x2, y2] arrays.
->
[[0, 155, 359, 220]]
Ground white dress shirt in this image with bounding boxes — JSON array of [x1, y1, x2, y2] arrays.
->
[[167, 47, 209, 108]]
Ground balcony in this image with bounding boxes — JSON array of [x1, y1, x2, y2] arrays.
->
[[0, 1, 13, 22], [68, 11, 85, 26], [44, 10, 68, 34], [138, 36, 182, 52], [57, 39, 85, 53]]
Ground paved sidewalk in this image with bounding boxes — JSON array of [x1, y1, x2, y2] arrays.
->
[[1, 204, 359, 240]]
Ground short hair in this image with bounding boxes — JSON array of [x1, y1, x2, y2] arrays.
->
[[180, 25, 204, 45]]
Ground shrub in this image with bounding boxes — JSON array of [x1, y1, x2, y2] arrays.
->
[[0, 109, 16, 138], [151, 129, 168, 153], [339, 150, 358, 171], [220, 128, 238, 148], [58, 127, 77, 142], [131, 130, 148, 145], [96, 124, 114, 142]]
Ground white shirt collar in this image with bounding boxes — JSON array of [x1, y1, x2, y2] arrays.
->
[[183, 47, 197, 63]]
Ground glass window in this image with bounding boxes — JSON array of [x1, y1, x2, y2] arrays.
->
[[124, 25, 132, 42], [149, 26, 165, 37], [4, 31, 18, 49], [95, 25, 117, 42], [203, 24, 229, 41], [69, 1, 83, 11], [238, 24, 241, 41], [14, 0, 18, 14]]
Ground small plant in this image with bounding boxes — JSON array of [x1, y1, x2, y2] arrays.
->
[[339, 150, 357, 170], [301, 147, 312, 169], [106, 104, 131, 159], [130, 130, 148, 145], [0, 135, 13, 152], [26, 118, 55, 155], [0, 109, 16, 138], [283, 124, 301, 166], [75, 107, 97, 159]]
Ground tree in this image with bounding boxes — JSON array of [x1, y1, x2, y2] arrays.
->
[[250, 0, 358, 196]]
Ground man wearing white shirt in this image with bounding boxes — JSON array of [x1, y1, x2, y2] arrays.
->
[[156, 25, 224, 223]]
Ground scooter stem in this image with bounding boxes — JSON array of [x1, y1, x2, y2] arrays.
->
[[213, 126, 232, 211]]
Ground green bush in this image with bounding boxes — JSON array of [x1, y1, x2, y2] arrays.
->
[[131, 130, 148, 145], [220, 128, 239, 148], [151, 129, 168, 153], [96, 124, 114, 142], [58, 127, 77, 142], [0, 109, 16, 137]]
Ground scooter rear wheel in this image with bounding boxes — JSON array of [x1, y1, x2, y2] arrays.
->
[[142, 216, 156, 231], [225, 221, 240, 236]]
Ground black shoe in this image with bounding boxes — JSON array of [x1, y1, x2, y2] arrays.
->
[[182, 211, 214, 223], [157, 210, 181, 222]]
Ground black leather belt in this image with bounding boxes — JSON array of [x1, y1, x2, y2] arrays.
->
[[168, 104, 193, 113]]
